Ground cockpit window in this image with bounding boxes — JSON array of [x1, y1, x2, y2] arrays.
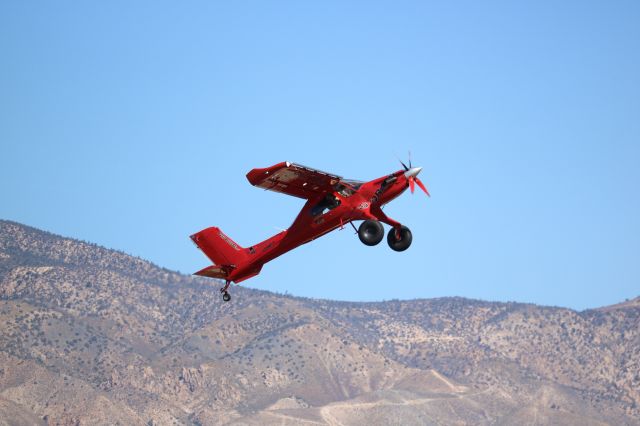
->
[[335, 179, 363, 197], [334, 184, 353, 197], [342, 179, 364, 190]]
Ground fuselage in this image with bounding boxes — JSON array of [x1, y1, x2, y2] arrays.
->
[[226, 169, 412, 283]]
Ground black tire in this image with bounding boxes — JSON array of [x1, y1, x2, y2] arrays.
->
[[387, 226, 412, 252], [358, 220, 384, 246], [222, 292, 231, 302]]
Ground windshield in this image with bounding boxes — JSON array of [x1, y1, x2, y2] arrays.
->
[[340, 179, 364, 191]]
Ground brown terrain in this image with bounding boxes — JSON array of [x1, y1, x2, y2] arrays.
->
[[0, 219, 638, 425]]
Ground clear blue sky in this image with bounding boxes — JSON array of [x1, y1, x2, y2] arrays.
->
[[1, 1, 639, 310]]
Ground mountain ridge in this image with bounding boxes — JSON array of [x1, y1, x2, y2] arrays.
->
[[0, 219, 638, 425], [1, 218, 627, 311]]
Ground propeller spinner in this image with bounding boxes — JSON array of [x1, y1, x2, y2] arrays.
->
[[399, 156, 430, 197]]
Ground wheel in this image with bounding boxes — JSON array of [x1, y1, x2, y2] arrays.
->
[[222, 292, 231, 302], [358, 220, 385, 246], [387, 226, 412, 252]]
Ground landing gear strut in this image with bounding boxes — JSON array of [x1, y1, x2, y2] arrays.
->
[[220, 280, 232, 302]]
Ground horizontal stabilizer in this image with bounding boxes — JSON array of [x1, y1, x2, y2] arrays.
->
[[194, 265, 230, 279]]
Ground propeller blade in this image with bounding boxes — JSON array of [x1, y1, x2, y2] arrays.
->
[[399, 159, 409, 171], [409, 176, 415, 193], [415, 178, 430, 197], [408, 150, 412, 168]]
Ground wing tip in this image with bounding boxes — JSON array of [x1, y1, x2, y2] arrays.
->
[[246, 162, 290, 185]]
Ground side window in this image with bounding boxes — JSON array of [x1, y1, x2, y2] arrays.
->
[[311, 193, 341, 216]]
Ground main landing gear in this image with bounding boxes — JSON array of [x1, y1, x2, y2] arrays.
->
[[357, 220, 413, 251], [358, 220, 385, 246], [387, 225, 412, 252], [221, 280, 231, 302]]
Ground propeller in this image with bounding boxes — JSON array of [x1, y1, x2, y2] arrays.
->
[[399, 151, 430, 197], [413, 176, 430, 197]]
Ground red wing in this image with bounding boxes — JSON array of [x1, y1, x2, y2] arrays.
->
[[246, 162, 343, 199]]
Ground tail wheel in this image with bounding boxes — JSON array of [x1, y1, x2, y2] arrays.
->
[[221, 281, 231, 302], [387, 226, 412, 252], [358, 220, 385, 246]]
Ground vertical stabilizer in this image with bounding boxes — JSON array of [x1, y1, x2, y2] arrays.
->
[[190, 227, 248, 266]]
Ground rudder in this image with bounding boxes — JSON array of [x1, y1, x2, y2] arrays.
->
[[190, 227, 248, 266]]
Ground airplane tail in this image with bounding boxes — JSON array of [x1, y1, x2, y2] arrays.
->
[[190, 227, 248, 267]]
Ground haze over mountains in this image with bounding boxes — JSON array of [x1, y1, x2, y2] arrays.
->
[[0, 219, 638, 425]]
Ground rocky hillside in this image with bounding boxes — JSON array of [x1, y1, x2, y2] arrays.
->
[[0, 219, 638, 425]]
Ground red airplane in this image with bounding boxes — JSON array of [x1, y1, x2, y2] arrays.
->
[[190, 160, 429, 301]]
